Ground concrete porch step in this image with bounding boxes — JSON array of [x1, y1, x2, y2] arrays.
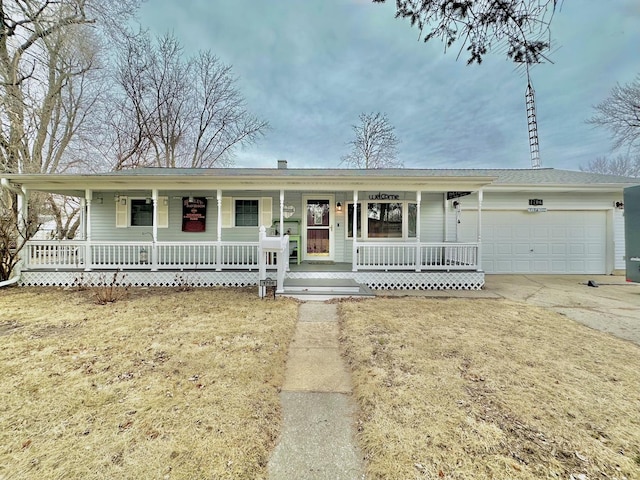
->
[[280, 278, 375, 300]]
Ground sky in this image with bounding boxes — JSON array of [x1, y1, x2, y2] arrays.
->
[[137, 0, 640, 171]]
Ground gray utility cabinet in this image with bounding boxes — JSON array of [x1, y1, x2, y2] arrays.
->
[[624, 185, 640, 283]]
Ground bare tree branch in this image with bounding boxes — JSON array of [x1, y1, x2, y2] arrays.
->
[[341, 112, 402, 169], [374, 0, 558, 64]]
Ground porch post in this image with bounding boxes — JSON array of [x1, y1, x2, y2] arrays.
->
[[352, 190, 358, 272], [443, 193, 449, 242], [415, 191, 421, 272], [477, 189, 483, 271], [216, 189, 222, 271], [17, 187, 28, 271], [151, 188, 158, 271], [279, 189, 284, 237], [84, 189, 92, 271], [80, 198, 86, 241]]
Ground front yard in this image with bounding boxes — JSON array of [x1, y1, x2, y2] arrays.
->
[[0, 287, 298, 479], [339, 297, 640, 479], [2, 288, 639, 479]]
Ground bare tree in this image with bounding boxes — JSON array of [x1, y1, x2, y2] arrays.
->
[[588, 75, 640, 154], [374, 0, 558, 64], [109, 31, 268, 170], [0, 0, 141, 279], [580, 155, 640, 178], [341, 112, 402, 169]]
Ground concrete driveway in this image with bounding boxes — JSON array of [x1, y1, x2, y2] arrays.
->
[[484, 274, 640, 345]]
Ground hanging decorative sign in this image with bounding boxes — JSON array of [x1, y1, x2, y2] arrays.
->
[[182, 197, 207, 232], [283, 205, 296, 218], [447, 191, 472, 200], [527, 207, 547, 213]]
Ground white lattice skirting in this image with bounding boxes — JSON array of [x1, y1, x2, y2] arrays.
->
[[286, 271, 485, 290], [20, 270, 260, 288], [20, 270, 484, 290]]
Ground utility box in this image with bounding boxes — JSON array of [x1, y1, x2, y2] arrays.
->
[[624, 185, 640, 283]]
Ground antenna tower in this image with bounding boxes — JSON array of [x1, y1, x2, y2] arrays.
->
[[525, 66, 541, 169]]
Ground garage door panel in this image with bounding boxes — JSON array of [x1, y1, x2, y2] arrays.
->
[[476, 211, 606, 274]]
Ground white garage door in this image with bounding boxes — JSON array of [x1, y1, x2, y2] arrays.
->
[[479, 211, 607, 274]]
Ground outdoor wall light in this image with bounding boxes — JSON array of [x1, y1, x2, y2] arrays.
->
[[615, 201, 624, 209], [336, 202, 342, 213], [120, 197, 127, 205], [95, 196, 103, 204], [163, 198, 169, 206], [188, 195, 194, 203], [145, 197, 152, 204]]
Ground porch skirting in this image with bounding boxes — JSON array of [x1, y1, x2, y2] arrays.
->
[[19, 269, 484, 290]]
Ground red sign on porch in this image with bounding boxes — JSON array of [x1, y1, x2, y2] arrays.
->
[[182, 197, 207, 232]]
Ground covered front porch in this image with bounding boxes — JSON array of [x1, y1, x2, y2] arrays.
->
[[4, 165, 494, 293]]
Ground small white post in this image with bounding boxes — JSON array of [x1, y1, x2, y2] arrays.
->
[[352, 190, 358, 272], [477, 189, 483, 271], [84, 189, 92, 271], [443, 193, 449, 241], [279, 189, 284, 237], [216, 189, 222, 271], [258, 226, 266, 298], [415, 191, 422, 272], [151, 188, 158, 271]]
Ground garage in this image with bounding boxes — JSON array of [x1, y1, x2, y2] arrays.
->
[[476, 210, 607, 274]]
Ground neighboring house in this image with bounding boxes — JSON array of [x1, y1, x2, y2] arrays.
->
[[2, 162, 638, 293]]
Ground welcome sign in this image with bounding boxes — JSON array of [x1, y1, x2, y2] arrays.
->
[[182, 197, 207, 232]]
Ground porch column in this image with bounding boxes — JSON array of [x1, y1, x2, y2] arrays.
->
[[352, 190, 358, 272], [17, 187, 28, 271], [415, 191, 421, 272], [151, 188, 158, 271], [443, 193, 449, 242], [279, 189, 284, 237], [84, 189, 92, 271], [216, 189, 222, 271], [477, 189, 483, 271], [80, 198, 86, 241]]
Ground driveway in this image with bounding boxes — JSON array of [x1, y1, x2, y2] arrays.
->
[[485, 274, 640, 345]]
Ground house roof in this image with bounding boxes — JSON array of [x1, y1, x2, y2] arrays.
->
[[2, 167, 638, 196]]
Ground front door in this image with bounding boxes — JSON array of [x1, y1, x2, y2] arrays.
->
[[303, 196, 334, 261]]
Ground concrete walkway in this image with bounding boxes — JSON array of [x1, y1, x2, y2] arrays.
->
[[268, 302, 365, 479]]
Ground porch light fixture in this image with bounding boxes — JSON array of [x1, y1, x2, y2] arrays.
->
[[163, 198, 169, 206], [145, 197, 152, 204], [120, 197, 127, 205], [95, 196, 103, 204], [188, 195, 194, 203], [336, 202, 342, 213]]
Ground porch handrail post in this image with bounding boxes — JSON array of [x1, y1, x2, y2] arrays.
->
[[477, 189, 483, 271], [279, 189, 284, 238], [276, 234, 288, 292], [151, 189, 158, 271], [84, 189, 92, 271], [258, 226, 266, 298], [216, 189, 222, 271], [415, 191, 421, 272], [352, 190, 358, 272]]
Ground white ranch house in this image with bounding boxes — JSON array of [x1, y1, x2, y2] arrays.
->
[[3, 163, 637, 296]]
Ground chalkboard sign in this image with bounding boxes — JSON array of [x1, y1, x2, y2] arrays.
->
[[182, 197, 207, 232]]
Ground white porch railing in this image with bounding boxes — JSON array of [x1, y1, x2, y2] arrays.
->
[[355, 242, 478, 271], [24, 240, 265, 271]]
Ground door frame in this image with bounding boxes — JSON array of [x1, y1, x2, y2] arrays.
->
[[302, 194, 335, 262]]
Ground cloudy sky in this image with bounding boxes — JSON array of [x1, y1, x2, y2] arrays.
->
[[138, 0, 640, 170]]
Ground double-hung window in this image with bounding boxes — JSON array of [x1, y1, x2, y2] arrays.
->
[[235, 199, 259, 226]]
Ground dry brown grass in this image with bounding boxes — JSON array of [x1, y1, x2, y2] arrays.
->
[[0, 287, 298, 479], [339, 297, 640, 480]]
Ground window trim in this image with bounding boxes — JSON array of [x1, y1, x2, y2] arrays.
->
[[345, 200, 418, 240], [129, 197, 154, 227], [233, 198, 261, 228]]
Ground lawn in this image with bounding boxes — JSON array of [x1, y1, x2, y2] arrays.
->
[[339, 297, 640, 480], [0, 287, 298, 479]]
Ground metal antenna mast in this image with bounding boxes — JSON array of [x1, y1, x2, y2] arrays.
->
[[525, 65, 541, 169]]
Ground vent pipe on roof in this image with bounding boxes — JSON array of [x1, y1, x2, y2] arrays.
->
[[277, 160, 288, 169]]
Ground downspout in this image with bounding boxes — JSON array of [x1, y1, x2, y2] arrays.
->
[[0, 276, 21, 288]]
